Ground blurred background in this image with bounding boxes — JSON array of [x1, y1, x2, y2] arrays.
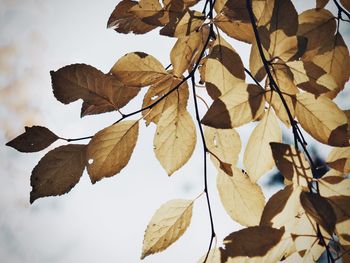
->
[[1, 0, 349, 262]]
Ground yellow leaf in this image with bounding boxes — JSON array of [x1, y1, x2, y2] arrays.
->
[[204, 126, 241, 171], [170, 27, 209, 77], [201, 83, 265, 129], [86, 121, 139, 183], [244, 109, 282, 182], [318, 176, 350, 197], [141, 199, 193, 259], [153, 105, 196, 176], [110, 52, 167, 87], [249, 41, 268, 82], [30, 144, 86, 203], [326, 147, 350, 173], [295, 92, 349, 146], [217, 169, 265, 226], [142, 75, 189, 125], [203, 35, 245, 99]]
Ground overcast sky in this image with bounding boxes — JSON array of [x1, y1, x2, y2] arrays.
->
[[1, 1, 349, 263]]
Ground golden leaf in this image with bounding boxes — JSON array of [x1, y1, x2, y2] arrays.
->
[[110, 52, 167, 87], [203, 35, 245, 99], [326, 147, 350, 173], [86, 121, 139, 183], [141, 199, 193, 259], [6, 126, 58, 153], [244, 109, 282, 182], [217, 169, 265, 226], [201, 83, 265, 129], [142, 75, 189, 125], [295, 92, 349, 146], [153, 105, 196, 176], [30, 144, 86, 203]]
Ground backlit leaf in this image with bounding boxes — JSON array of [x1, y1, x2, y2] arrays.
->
[[203, 35, 245, 99], [110, 52, 167, 87], [201, 83, 265, 129], [326, 147, 350, 173], [295, 92, 349, 146], [217, 169, 265, 226], [153, 105, 196, 176], [318, 175, 350, 197], [141, 199, 193, 259], [6, 126, 58, 153], [30, 144, 86, 203], [86, 121, 139, 183], [244, 109, 282, 182], [142, 74, 189, 125]]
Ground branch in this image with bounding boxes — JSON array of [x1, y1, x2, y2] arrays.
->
[[333, 0, 350, 21]]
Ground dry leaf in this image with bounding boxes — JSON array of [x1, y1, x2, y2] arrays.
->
[[326, 147, 350, 173], [201, 83, 265, 129], [244, 109, 282, 182], [318, 176, 350, 197], [340, 0, 350, 11], [197, 248, 221, 263], [295, 92, 349, 147], [86, 121, 139, 183], [141, 199, 193, 259], [30, 144, 86, 203], [142, 75, 189, 125], [110, 52, 167, 87], [217, 169, 265, 226], [153, 105, 196, 176], [316, 0, 330, 9], [6, 126, 58, 153]]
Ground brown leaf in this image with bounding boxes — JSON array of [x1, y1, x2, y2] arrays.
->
[[107, 0, 161, 34], [316, 0, 330, 9], [295, 92, 349, 147], [326, 147, 350, 173], [203, 35, 245, 99], [51, 64, 140, 116], [340, 0, 350, 11], [249, 40, 268, 82], [153, 105, 196, 176], [244, 109, 282, 182], [267, 0, 298, 36], [270, 142, 312, 186], [6, 126, 58, 153], [300, 191, 336, 235], [86, 121, 139, 183], [30, 144, 86, 203], [110, 52, 167, 87], [318, 175, 350, 197], [217, 169, 265, 226], [142, 75, 189, 125], [170, 27, 209, 77], [141, 199, 193, 259], [201, 83, 265, 129]]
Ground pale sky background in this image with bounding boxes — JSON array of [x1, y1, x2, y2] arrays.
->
[[1, 1, 349, 263]]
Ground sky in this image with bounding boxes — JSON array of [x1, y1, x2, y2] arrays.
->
[[1, 1, 349, 263]]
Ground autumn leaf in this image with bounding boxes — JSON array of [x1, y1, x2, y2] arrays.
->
[[295, 92, 349, 147], [318, 175, 350, 197], [142, 74, 189, 125], [316, 0, 330, 9], [326, 147, 350, 173], [201, 83, 265, 129], [6, 126, 58, 153], [141, 199, 193, 259], [86, 121, 139, 183], [197, 248, 221, 263], [110, 52, 167, 87], [51, 64, 140, 116], [203, 35, 245, 99], [30, 144, 86, 203], [217, 169, 265, 226], [244, 109, 282, 182]]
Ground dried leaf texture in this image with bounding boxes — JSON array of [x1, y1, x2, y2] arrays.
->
[[30, 144, 86, 203], [142, 75, 189, 125], [204, 126, 241, 172], [170, 27, 209, 77], [244, 109, 282, 182], [51, 64, 140, 116], [340, 0, 350, 11], [110, 52, 167, 87], [316, 0, 330, 9], [6, 126, 58, 153], [141, 199, 193, 259], [318, 175, 350, 197], [201, 83, 265, 129], [326, 147, 350, 173], [217, 169, 265, 226], [295, 93, 349, 147], [203, 35, 245, 99], [86, 121, 139, 183], [153, 105, 196, 175]]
